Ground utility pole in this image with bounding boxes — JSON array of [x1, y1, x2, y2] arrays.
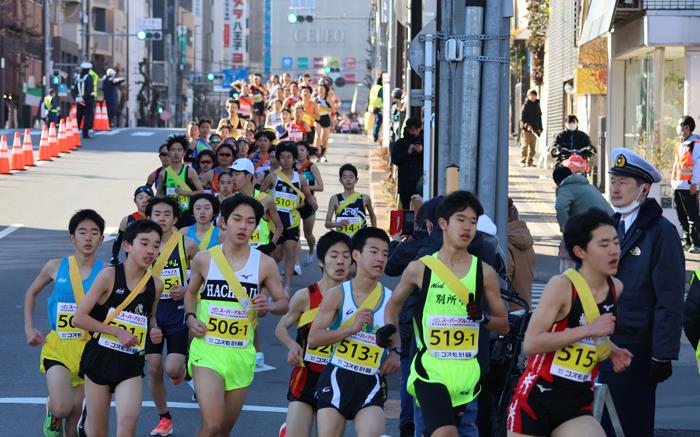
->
[[43, 0, 52, 98]]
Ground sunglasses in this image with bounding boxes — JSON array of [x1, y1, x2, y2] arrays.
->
[[159, 152, 169, 157], [218, 152, 233, 157], [199, 160, 213, 165]]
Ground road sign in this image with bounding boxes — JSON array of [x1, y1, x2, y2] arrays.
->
[[160, 110, 170, 121], [137, 18, 162, 31], [408, 19, 436, 79]]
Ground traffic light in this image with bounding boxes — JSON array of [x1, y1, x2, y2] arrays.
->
[[207, 73, 225, 81], [136, 30, 163, 41], [287, 13, 314, 23], [51, 69, 61, 85]]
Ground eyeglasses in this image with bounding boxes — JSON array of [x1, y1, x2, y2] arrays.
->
[[199, 160, 213, 165], [159, 152, 169, 157], [218, 152, 232, 157]]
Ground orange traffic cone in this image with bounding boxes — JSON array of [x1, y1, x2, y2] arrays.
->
[[102, 102, 111, 130], [70, 104, 77, 120], [38, 125, 51, 161], [93, 103, 102, 131], [22, 128, 35, 166], [10, 131, 25, 170], [71, 113, 81, 148], [65, 117, 75, 150], [48, 122, 59, 158], [0, 135, 10, 174], [58, 119, 69, 153]]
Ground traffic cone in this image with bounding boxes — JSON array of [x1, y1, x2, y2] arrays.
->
[[58, 119, 68, 153], [48, 122, 59, 158], [102, 102, 111, 130], [65, 117, 75, 150], [38, 125, 51, 161], [22, 128, 35, 166], [72, 113, 81, 148], [93, 103, 103, 131], [70, 104, 77, 120], [0, 135, 10, 174], [10, 131, 25, 170]]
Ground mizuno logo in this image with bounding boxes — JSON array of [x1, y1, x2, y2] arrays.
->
[[115, 288, 126, 295], [603, 304, 614, 311], [536, 384, 552, 393], [240, 274, 253, 280]]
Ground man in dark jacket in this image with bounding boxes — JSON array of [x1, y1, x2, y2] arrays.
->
[[102, 68, 125, 127], [391, 117, 424, 209], [520, 90, 542, 167], [553, 114, 592, 151], [599, 147, 685, 437]]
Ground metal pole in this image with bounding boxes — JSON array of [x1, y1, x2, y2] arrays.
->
[[422, 33, 435, 199], [435, 0, 452, 194], [125, 0, 130, 127], [496, 0, 513, 265], [459, 1, 484, 192], [44, 0, 52, 97]]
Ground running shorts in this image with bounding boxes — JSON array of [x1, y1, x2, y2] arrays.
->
[[79, 339, 145, 393], [279, 227, 300, 244], [287, 365, 321, 409], [188, 336, 255, 391], [39, 330, 86, 387], [298, 203, 316, 220], [145, 326, 188, 355], [507, 377, 594, 435], [318, 115, 331, 128], [414, 380, 469, 435], [316, 366, 387, 420]]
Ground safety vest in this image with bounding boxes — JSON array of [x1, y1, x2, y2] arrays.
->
[[672, 140, 696, 182], [369, 84, 383, 109], [89, 70, 99, 96], [44, 96, 58, 113]]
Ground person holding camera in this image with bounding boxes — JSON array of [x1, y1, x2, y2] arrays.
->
[[391, 118, 424, 209]]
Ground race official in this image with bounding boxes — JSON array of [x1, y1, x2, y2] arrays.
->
[[599, 147, 685, 437]]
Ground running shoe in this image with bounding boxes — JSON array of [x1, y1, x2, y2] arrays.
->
[[150, 417, 174, 436], [255, 352, 265, 369], [303, 253, 315, 266], [43, 400, 63, 437], [76, 400, 87, 437], [294, 264, 302, 275]]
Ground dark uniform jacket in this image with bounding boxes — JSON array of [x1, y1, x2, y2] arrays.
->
[[683, 271, 700, 350], [613, 198, 685, 359], [553, 129, 592, 151], [391, 132, 424, 195]]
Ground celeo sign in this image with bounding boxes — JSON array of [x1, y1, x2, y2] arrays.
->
[[293, 29, 345, 44]]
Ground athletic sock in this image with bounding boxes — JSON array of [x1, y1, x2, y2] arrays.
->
[[159, 411, 172, 420]]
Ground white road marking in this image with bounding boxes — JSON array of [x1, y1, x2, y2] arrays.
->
[[254, 363, 276, 373], [0, 397, 287, 413], [131, 131, 155, 136], [103, 226, 119, 242], [0, 224, 22, 240]]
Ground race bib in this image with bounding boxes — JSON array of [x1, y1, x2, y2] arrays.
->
[[205, 305, 251, 348], [55, 302, 82, 340], [97, 308, 148, 354], [427, 315, 479, 359], [330, 331, 383, 375], [249, 226, 262, 244], [166, 187, 176, 196], [550, 336, 598, 382], [159, 267, 181, 300], [304, 343, 332, 366], [275, 191, 297, 212], [337, 217, 363, 236], [288, 129, 303, 142]]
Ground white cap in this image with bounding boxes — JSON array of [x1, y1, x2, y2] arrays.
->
[[230, 158, 254, 174], [80, 62, 93, 69], [106, 68, 116, 77], [477, 215, 498, 237]]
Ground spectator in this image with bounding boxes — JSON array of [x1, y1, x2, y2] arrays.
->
[[520, 89, 542, 167], [506, 198, 535, 309], [391, 118, 424, 209], [553, 166, 613, 271], [553, 114, 592, 151], [671, 115, 700, 253]]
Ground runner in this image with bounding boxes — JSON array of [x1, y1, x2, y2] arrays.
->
[[199, 142, 236, 194], [146, 144, 170, 189], [179, 193, 221, 251], [184, 194, 289, 436], [250, 130, 276, 178], [325, 164, 376, 237], [24, 210, 106, 437], [380, 190, 510, 437], [145, 196, 200, 436], [111, 186, 154, 265], [230, 158, 283, 255], [284, 82, 302, 110], [196, 150, 217, 191], [266, 99, 284, 130], [275, 231, 352, 437], [222, 98, 244, 134], [296, 141, 324, 266], [314, 83, 336, 162], [156, 134, 204, 228], [300, 86, 320, 145], [74, 219, 164, 437], [307, 227, 398, 437], [260, 142, 316, 292], [218, 170, 236, 203], [507, 208, 632, 437], [288, 104, 310, 143]]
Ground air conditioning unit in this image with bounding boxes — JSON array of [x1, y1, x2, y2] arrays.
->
[[617, 0, 641, 11]]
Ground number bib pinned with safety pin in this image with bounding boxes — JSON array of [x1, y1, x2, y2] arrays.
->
[[550, 336, 600, 382], [159, 267, 181, 300], [205, 304, 251, 348], [304, 344, 332, 366], [330, 331, 384, 375], [98, 307, 148, 354], [55, 302, 82, 340], [427, 315, 479, 359]]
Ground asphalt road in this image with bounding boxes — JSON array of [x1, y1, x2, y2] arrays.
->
[[0, 129, 401, 436]]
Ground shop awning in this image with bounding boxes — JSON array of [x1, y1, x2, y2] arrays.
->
[[578, 0, 618, 46]]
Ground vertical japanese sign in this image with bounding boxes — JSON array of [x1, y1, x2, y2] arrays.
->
[[223, 0, 248, 68]]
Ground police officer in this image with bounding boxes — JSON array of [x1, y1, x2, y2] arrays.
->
[[43, 89, 60, 125], [671, 115, 700, 253], [599, 147, 685, 437], [72, 62, 95, 139], [102, 68, 125, 128]]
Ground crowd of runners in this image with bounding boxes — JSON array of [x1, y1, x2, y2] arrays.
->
[[22, 72, 651, 437]]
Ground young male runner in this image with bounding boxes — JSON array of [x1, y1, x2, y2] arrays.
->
[[507, 208, 632, 437], [156, 135, 204, 228], [184, 194, 289, 436], [74, 219, 165, 437], [24, 210, 106, 437], [325, 164, 377, 237], [145, 196, 200, 435], [308, 227, 399, 437], [112, 186, 154, 264], [296, 141, 324, 266], [275, 231, 352, 437], [230, 157, 283, 255], [380, 191, 510, 437], [180, 193, 221, 251], [260, 142, 315, 291]]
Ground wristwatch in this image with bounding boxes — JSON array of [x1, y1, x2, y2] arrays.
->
[[391, 346, 402, 354], [184, 312, 196, 323]]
